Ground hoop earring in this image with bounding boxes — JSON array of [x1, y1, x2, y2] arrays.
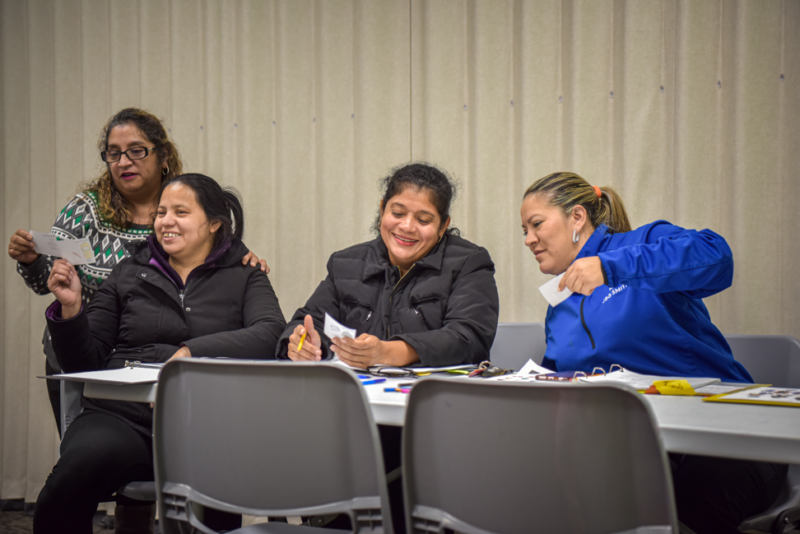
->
[[572, 228, 579, 243], [162, 165, 169, 176]]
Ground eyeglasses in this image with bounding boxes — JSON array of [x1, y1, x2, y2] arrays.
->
[[101, 146, 158, 163]]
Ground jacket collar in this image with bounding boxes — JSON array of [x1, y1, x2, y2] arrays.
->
[[134, 236, 244, 269], [361, 234, 448, 281], [575, 224, 610, 261]]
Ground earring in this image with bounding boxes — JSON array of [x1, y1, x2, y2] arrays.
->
[[162, 165, 169, 176], [572, 228, 579, 243]]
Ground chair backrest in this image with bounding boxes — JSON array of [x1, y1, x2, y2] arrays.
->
[[489, 322, 547, 370], [154, 359, 393, 534], [724, 334, 800, 387], [403, 379, 677, 534]]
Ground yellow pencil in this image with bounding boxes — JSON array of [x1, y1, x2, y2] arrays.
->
[[297, 331, 308, 353]]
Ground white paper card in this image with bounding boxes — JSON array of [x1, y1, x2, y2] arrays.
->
[[30, 231, 96, 265], [324, 312, 356, 340], [538, 273, 572, 307], [518, 359, 553, 376]]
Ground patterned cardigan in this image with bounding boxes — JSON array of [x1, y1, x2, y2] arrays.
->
[[17, 191, 152, 369]]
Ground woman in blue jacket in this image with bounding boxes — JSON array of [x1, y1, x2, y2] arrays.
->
[[520, 171, 785, 534]]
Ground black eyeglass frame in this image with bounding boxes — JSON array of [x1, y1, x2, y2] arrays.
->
[[101, 146, 159, 163]]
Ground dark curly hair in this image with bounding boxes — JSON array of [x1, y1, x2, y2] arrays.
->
[[372, 162, 460, 236], [83, 108, 183, 227]]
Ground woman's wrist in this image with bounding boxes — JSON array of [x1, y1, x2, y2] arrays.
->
[[382, 340, 419, 367], [61, 301, 81, 320]]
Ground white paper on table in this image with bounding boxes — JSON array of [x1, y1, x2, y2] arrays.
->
[[538, 273, 572, 307], [580, 369, 720, 390], [324, 312, 356, 340], [30, 230, 96, 265], [483, 359, 552, 382], [41, 367, 160, 385], [518, 359, 552, 376]]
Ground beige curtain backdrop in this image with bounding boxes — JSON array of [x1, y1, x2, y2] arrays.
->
[[1, 0, 798, 503]]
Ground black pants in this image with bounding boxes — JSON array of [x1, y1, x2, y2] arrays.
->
[[671, 453, 788, 534], [45, 360, 62, 437], [34, 410, 154, 534], [34, 409, 242, 534]]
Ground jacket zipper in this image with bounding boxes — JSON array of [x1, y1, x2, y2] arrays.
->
[[387, 264, 415, 337], [580, 297, 596, 350]]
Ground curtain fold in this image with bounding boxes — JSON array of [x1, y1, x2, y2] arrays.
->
[[1, 0, 798, 502]]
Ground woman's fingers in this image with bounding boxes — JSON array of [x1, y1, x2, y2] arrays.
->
[[304, 315, 322, 347], [241, 251, 270, 273], [8, 229, 39, 263], [288, 322, 322, 361], [560, 257, 604, 295]]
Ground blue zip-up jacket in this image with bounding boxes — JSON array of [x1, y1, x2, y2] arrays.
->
[[542, 221, 752, 382]]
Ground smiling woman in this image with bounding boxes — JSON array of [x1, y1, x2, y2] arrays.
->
[[35, 173, 286, 533], [520, 171, 786, 534], [6, 109, 269, 440], [276, 162, 500, 369]]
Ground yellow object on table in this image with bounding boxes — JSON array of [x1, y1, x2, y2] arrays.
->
[[652, 379, 696, 396]]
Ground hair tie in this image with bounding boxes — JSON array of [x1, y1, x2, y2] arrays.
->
[[593, 185, 602, 199]]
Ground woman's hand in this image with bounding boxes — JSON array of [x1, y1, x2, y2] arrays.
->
[[333, 336, 418, 368], [559, 256, 605, 295], [169, 346, 192, 360], [242, 250, 270, 274], [47, 259, 82, 319], [288, 315, 322, 361], [8, 229, 40, 265]]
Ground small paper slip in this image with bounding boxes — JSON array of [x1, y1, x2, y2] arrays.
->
[[485, 359, 551, 382], [538, 273, 572, 307], [30, 230, 96, 265], [324, 312, 356, 340], [519, 359, 553, 376]]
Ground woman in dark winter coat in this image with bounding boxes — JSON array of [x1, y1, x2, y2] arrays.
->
[[34, 174, 286, 534], [277, 163, 499, 368]]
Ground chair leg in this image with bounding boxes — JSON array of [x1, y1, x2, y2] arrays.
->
[[772, 506, 800, 534], [115, 503, 156, 534]]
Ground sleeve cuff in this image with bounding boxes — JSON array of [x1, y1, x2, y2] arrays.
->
[[46, 300, 83, 321]]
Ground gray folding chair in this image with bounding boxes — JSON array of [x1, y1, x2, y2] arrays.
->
[[489, 322, 547, 371], [403, 378, 678, 534], [154, 359, 393, 534], [725, 335, 800, 534]]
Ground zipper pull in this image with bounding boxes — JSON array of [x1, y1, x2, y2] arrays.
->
[[366, 311, 373, 321], [413, 307, 419, 315]]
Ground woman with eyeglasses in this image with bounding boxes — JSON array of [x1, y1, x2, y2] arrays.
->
[[34, 173, 285, 534], [7, 108, 268, 435], [276, 162, 499, 369], [519, 171, 786, 534]]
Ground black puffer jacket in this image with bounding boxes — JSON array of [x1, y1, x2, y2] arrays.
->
[[276, 233, 499, 366], [47, 237, 286, 435]]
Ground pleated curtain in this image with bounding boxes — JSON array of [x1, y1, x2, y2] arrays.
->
[[1, 0, 798, 503]]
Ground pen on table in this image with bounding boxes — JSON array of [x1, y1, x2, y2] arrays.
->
[[360, 378, 386, 386], [297, 331, 307, 353], [384, 387, 412, 393]]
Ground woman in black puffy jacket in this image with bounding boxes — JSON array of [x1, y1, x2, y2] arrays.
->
[[277, 163, 499, 368], [36, 174, 285, 534]]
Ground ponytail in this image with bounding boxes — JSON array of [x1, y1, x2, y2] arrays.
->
[[222, 189, 245, 242], [523, 172, 632, 233]]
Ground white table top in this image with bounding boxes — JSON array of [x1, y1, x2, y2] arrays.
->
[[82, 375, 800, 465]]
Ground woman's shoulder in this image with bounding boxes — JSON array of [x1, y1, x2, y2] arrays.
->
[[442, 233, 493, 263], [608, 220, 687, 245]]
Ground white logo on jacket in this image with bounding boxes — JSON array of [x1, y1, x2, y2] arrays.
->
[[602, 284, 628, 304]]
